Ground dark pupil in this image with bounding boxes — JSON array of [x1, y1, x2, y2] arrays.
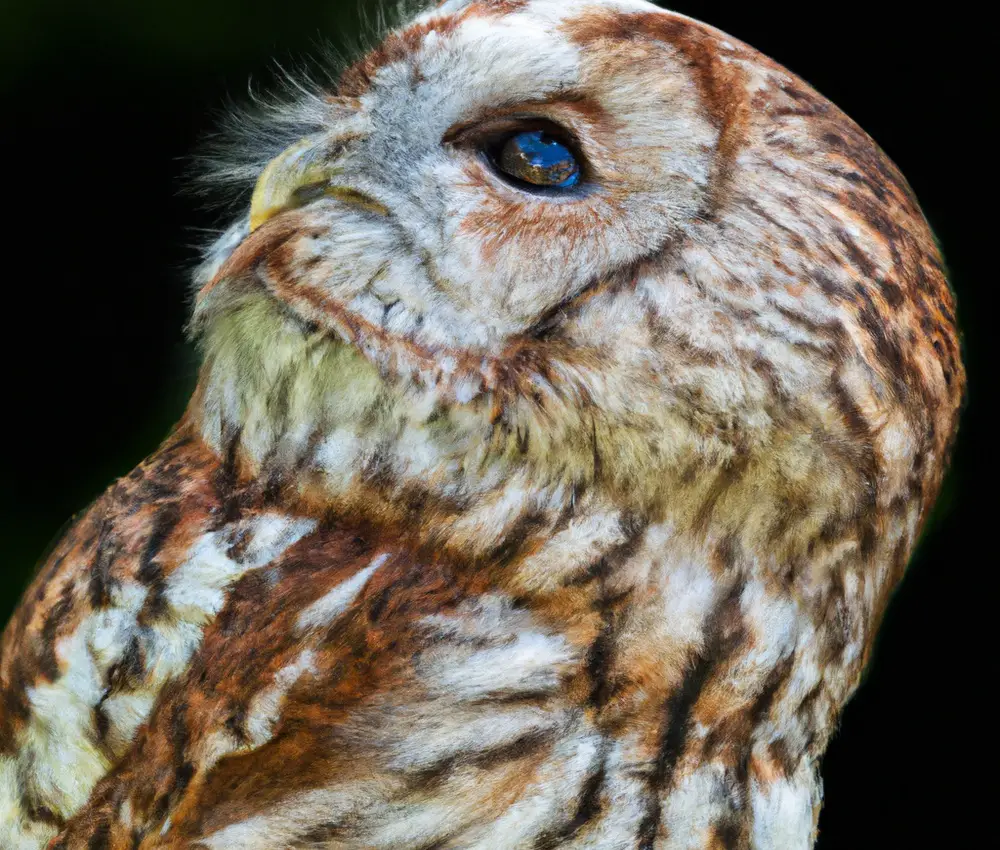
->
[[499, 131, 580, 188]]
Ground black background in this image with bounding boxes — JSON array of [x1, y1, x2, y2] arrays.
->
[[0, 2, 988, 846]]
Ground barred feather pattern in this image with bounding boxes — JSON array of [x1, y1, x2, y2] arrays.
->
[[0, 0, 962, 848]]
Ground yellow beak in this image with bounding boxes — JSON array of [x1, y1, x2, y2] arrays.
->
[[249, 138, 388, 230], [249, 138, 333, 231]]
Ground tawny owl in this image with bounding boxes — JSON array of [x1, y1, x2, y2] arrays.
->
[[0, 0, 963, 847]]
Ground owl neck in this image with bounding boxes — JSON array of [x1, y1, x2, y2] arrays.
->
[[189, 286, 885, 689], [188, 291, 893, 673]]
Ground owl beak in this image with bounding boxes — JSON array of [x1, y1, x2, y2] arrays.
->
[[249, 138, 388, 230], [250, 138, 332, 230]]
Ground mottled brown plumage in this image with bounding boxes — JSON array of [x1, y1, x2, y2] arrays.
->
[[0, 1, 963, 847]]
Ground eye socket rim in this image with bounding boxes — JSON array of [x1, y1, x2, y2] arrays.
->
[[446, 116, 591, 196]]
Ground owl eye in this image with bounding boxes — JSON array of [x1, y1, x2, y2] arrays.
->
[[493, 130, 581, 189]]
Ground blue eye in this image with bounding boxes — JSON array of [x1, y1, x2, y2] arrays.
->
[[496, 130, 581, 189]]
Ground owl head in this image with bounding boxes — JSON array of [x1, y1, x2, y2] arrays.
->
[[191, 0, 962, 574]]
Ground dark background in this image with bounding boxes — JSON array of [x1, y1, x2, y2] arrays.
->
[[0, 1, 988, 846]]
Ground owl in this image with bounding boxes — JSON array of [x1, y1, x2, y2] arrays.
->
[[0, 0, 963, 847]]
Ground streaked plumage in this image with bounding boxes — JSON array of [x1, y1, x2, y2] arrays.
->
[[0, 0, 963, 847]]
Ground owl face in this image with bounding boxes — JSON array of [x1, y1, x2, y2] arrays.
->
[[193, 0, 962, 554], [230, 0, 714, 345]]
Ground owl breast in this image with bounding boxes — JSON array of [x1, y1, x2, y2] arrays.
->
[[5, 430, 823, 849]]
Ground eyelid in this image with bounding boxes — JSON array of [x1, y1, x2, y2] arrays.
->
[[441, 90, 602, 144], [444, 116, 590, 191], [443, 115, 581, 152]]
